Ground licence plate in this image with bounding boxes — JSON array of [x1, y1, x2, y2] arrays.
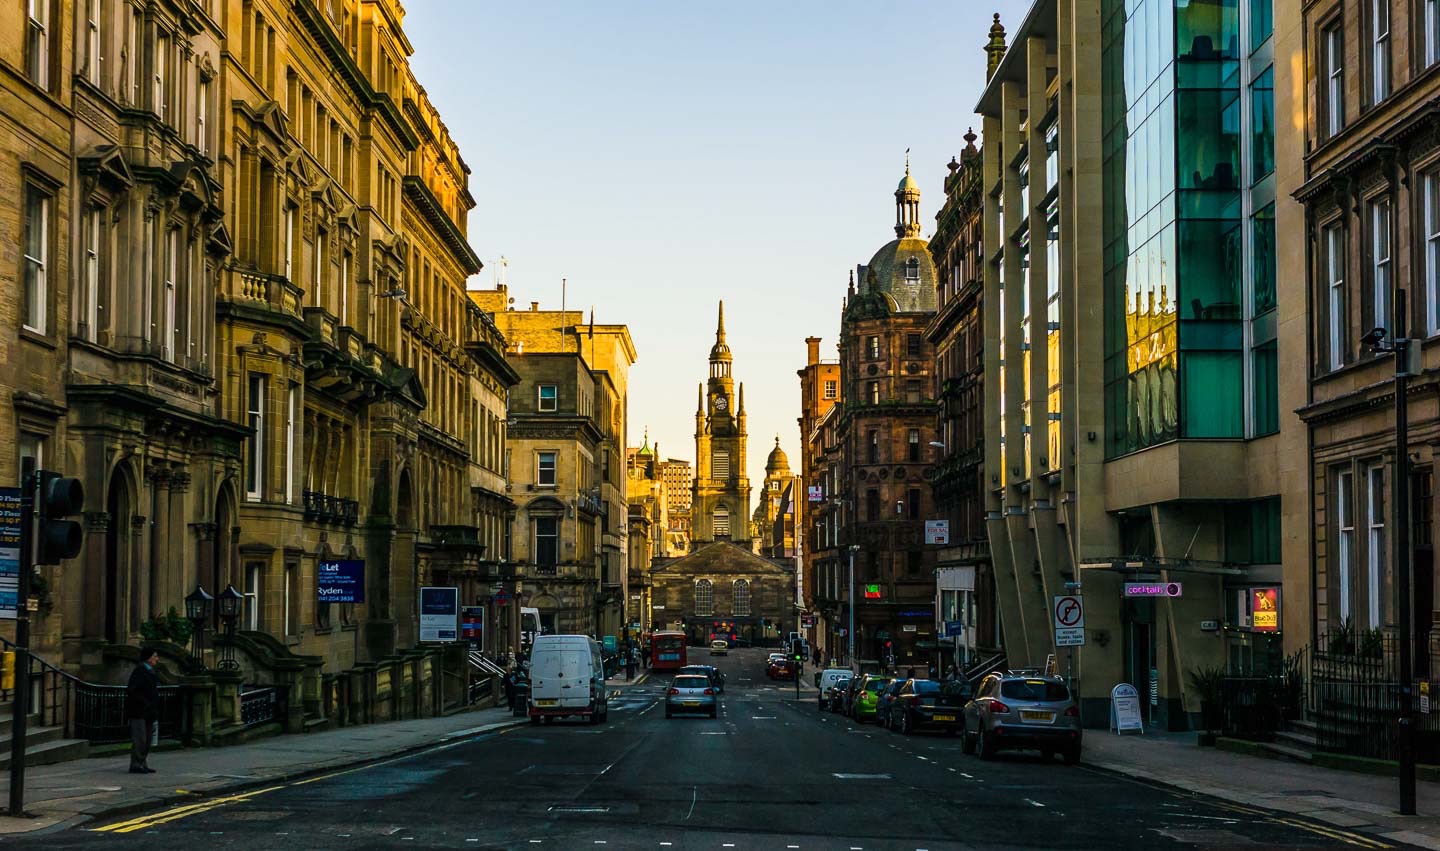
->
[[536, 699, 557, 707], [934, 714, 956, 722], [683, 701, 700, 706], [1020, 710, 1055, 723]]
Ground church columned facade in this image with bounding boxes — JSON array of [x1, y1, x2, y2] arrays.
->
[[692, 302, 752, 547]]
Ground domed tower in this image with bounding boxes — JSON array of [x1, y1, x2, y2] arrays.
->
[[855, 157, 938, 314], [895, 152, 922, 238], [693, 300, 751, 547]]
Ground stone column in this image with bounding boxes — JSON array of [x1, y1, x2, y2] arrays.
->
[[169, 471, 192, 608], [79, 510, 110, 643], [145, 465, 171, 620]]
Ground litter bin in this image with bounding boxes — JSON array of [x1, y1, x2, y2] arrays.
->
[[512, 681, 529, 716]]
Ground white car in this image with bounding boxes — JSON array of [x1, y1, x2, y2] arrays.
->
[[709, 639, 729, 656]]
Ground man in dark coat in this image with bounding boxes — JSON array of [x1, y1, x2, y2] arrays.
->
[[126, 647, 160, 774]]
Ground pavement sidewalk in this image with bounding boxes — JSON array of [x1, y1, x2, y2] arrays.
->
[[0, 703, 529, 835], [1085, 730, 1440, 849]]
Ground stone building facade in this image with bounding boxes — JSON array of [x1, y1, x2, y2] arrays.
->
[[474, 292, 637, 640], [1286, 0, 1440, 651], [650, 541, 795, 647], [926, 131, 998, 667], [658, 457, 692, 555], [797, 337, 841, 655], [3, 0, 514, 679], [752, 438, 798, 560], [827, 165, 943, 666]]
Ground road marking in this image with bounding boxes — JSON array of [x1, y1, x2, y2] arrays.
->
[[752, 716, 776, 719], [916, 756, 930, 761], [685, 786, 698, 820], [1024, 798, 1046, 808], [832, 773, 892, 780]]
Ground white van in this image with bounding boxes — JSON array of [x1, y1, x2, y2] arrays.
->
[[528, 635, 608, 724], [814, 667, 853, 710]]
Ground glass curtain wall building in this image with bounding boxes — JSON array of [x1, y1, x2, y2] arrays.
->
[[1103, 0, 1276, 456]]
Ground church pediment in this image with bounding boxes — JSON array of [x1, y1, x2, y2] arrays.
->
[[650, 541, 793, 577]]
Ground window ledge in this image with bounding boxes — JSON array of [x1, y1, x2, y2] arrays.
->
[[20, 327, 56, 350]]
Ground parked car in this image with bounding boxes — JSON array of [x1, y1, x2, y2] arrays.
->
[[850, 675, 892, 722], [825, 677, 852, 713], [963, 673, 1081, 762], [814, 668, 853, 711], [887, 678, 968, 735], [875, 679, 909, 729], [678, 664, 725, 693], [767, 658, 798, 681], [527, 634, 609, 724], [665, 674, 719, 719], [841, 675, 865, 716], [709, 639, 729, 656]]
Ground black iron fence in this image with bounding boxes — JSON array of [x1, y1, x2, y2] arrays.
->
[[1310, 630, 1440, 762], [71, 682, 187, 743]]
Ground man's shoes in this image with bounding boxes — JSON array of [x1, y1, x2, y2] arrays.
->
[[144, 767, 156, 773], [129, 767, 146, 774]]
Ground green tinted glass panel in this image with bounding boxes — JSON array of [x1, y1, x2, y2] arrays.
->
[[1252, 340, 1278, 436], [1251, 67, 1274, 184], [1252, 204, 1276, 314], [1181, 350, 1243, 438]]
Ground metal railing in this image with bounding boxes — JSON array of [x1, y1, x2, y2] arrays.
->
[[240, 686, 284, 728], [1309, 631, 1440, 762]]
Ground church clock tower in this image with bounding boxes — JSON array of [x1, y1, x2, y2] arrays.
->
[[693, 301, 751, 547]]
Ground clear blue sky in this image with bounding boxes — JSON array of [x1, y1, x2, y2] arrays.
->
[[408, 1, 1029, 494]]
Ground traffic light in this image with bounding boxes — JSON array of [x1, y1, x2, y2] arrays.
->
[[35, 471, 84, 565]]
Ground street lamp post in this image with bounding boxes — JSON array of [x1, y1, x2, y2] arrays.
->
[[217, 584, 243, 671], [1363, 305, 1417, 816], [185, 585, 213, 664], [847, 544, 860, 669]]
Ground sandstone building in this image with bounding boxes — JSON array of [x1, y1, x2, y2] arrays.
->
[[691, 302, 752, 547]]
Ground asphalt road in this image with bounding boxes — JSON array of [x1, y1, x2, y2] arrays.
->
[[21, 648, 1402, 850]]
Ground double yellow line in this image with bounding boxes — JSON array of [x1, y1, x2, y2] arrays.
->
[[91, 725, 520, 834], [1216, 802, 1392, 848]]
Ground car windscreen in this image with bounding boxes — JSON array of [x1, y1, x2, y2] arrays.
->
[[865, 679, 891, 692], [911, 680, 941, 694], [673, 676, 710, 689], [678, 667, 707, 676], [1000, 679, 1071, 701]]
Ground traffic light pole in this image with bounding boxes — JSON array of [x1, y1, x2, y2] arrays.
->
[[8, 473, 36, 817]]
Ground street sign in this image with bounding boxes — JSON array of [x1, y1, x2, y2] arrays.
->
[[801, 613, 816, 629], [0, 488, 20, 620], [1124, 582, 1183, 598], [924, 520, 950, 545], [419, 586, 459, 642], [944, 619, 965, 638], [807, 486, 824, 503], [1053, 595, 1086, 647], [1110, 683, 1144, 734], [317, 559, 365, 604], [863, 584, 882, 600], [902, 624, 918, 632], [603, 635, 618, 653]]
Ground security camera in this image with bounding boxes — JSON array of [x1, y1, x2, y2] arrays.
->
[[1361, 327, 1389, 348]]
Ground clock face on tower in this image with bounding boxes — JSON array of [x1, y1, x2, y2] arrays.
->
[[714, 395, 728, 413]]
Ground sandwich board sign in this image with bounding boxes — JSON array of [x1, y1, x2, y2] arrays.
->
[[1110, 683, 1144, 735]]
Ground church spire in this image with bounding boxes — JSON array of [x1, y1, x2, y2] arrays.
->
[[709, 299, 732, 366]]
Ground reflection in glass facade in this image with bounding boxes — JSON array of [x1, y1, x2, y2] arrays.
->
[[1103, 0, 1276, 455]]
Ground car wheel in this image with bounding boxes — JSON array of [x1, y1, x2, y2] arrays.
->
[[961, 725, 977, 755], [1063, 745, 1081, 765], [977, 729, 997, 761]]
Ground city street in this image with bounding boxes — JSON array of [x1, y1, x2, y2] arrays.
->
[[16, 649, 1397, 850]]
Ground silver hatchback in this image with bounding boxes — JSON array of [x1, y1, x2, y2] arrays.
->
[[665, 674, 718, 718], [962, 673, 1082, 763]]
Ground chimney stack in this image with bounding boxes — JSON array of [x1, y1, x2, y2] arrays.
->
[[805, 336, 822, 365]]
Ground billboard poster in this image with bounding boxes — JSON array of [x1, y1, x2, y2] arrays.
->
[[0, 487, 19, 620], [317, 559, 365, 604], [420, 586, 459, 642], [807, 486, 823, 503], [1251, 587, 1279, 632]]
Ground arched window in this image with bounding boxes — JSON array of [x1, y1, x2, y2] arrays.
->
[[732, 579, 750, 617], [905, 257, 920, 280], [695, 579, 714, 616], [713, 505, 730, 536]]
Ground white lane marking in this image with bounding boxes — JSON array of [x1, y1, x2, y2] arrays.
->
[[752, 716, 776, 720], [916, 756, 930, 761], [947, 768, 957, 773], [1023, 798, 1046, 808], [959, 772, 975, 779], [724, 845, 735, 848], [685, 786, 698, 821], [832, 773, 893, 779], [700, 731, 728, 735]]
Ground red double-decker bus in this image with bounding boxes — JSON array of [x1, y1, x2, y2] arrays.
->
[[650, 630, 687, 671]]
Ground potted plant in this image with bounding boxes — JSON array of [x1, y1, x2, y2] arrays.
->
[[1188, 665, 1226, 745]]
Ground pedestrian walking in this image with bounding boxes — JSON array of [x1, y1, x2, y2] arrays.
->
[[503, 667, 517, 709], [641, 644, 651, 668], [126, 647, 160, 774], [626, 646, 639, 680]]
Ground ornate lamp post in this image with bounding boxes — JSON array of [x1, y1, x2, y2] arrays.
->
[[217, 584, 243, 671], [185, 585, 213, 663]]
